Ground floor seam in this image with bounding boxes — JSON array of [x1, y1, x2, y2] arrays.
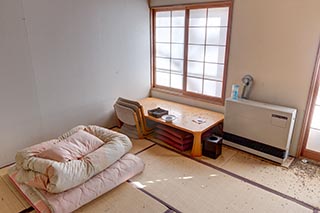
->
[[134, 143, 157, 155], [18, 206, 34, 213], [218, 149, 238, 168], [127, 180, 182, 213], [131, 141, 182, 212], [146, 138, 320, 212]]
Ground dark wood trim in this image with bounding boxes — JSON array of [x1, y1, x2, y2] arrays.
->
[[201, 8, 209, 95], [152, 85, 184, 93], [0, 162, 14, 170], [183, 9, 189, 91], [302, 149, 320, 162], [151, 87, 224, 105], [169, 11, 173, 87], [150, 8, 155, 90], [183, 90, 224, 104], [297, 42, 320, 159], [221, 1, 233, 103]]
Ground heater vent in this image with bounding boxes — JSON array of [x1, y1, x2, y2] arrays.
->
[[223, 98, 297, 164], [223, 132, 286, 158]]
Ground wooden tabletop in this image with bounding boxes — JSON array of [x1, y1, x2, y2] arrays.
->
[[139, 97, 224, 134]]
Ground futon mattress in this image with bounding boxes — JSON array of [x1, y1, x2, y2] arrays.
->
[[9, 153, 145, 213]]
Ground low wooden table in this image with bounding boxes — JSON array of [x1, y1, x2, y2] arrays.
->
[[139, 97, 224, 157]]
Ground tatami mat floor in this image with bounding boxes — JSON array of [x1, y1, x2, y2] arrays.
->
[[132, 145, 312, 213], [147, 136, 320, 210], [0, 136, 319, 212]]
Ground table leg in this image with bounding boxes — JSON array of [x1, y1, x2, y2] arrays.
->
[[191, 132, 202, 157]]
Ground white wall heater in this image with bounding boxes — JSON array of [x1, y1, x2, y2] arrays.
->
[[223, 98, 297, 164]]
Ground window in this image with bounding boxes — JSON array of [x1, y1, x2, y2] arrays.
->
[[151, 2, 232, 104]]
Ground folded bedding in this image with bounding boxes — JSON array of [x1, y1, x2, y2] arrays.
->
[[9, 153, 145, 213], [15, 125, 132, 193]]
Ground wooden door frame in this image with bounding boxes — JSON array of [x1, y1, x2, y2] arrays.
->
[[296, 42, 320, 161]]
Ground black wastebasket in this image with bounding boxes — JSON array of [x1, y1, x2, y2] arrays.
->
[[203, 135, 222, 159]]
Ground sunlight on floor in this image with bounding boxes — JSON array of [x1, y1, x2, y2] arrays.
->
[[132, 173, 220, 190], [177, 176, 193, 180], [131, 181, 146, 188]]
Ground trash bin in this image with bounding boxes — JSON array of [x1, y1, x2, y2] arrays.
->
[[203, 134, 222, 159]]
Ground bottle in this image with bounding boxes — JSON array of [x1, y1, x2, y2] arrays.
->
[[231, 84, 240, 100]]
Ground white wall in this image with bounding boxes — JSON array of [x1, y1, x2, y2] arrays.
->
[[0, 0, 43, 167], [150, 0, 320, 155], [0, 0, 150, 167]]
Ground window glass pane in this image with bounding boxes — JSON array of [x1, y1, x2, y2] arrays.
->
[[156, 57, 170, 70], [171, 43, 184, 59], [153, 5, 230, 99], [207, 27, 227, 45], [311, 106, 320, 129], [204, 63, 224, 80], [306, 128, 320, 152], [187, 77, 202, 94], [207, 7, 229, 27], [156, 43, 170, 57], [189, 9, 207, 26], [172, 28, 185, 43], [187, 61, 203, 77], [156, 11, 171, 27], [203, 80, 222, 97], [171, 74, 183, 89], [205, 46, 225, 63], [188, 45, 204, 61], [189, 27, 206, 44], [156, 70, 170, 87], [171, 59, 184, 73], [172, 11, 185, 27], [156, 28, 170, 43]]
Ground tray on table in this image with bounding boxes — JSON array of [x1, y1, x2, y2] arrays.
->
[[147, 107, 168, 118]]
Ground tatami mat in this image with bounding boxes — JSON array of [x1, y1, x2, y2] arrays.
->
[[0, 138, 167, 213], [132, 145, 313, 213], [194, 145, 238, 167], [147, 136, 238, 168], [0, 167, 8, 176], [1, 174, 31, 209], [130, 138, 155, 154], [0, 175, 28, 212], [147, 135, 320, 210], [76, 182, 168, 213], [1, 173, 169, 213], [220, 151, 320, 209], [0, 135, 319, 213]]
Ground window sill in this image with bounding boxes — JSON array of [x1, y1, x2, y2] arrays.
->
[[150, 87, 225, 106]]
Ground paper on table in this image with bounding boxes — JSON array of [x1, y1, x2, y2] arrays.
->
[[192, 117, 206, 124]]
